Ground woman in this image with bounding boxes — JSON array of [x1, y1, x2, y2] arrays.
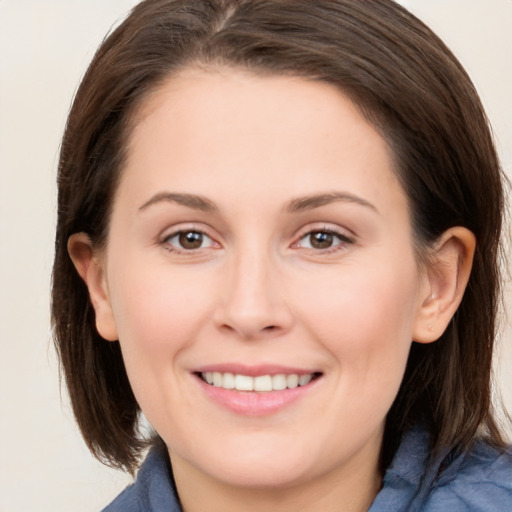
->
[[52, 0, 511, 510]]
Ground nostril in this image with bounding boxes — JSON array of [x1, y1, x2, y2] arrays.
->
[[263, 325, 277, 331]]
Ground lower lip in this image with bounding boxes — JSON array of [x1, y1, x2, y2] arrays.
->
[[196, 376, 319, 416]]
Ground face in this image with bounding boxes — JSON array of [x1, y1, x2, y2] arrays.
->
[[94, 68, 431, 490]]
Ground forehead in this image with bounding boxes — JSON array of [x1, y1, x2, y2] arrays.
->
[[119, 67, 407, 220]]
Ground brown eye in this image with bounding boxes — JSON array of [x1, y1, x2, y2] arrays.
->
[[178, 231, 204, 249], [163, 230, 214, 252], [296, 229, 353, 252], [309, 231, 334, 249]]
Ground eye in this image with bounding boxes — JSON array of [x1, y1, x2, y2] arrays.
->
[[297, 229, 353, 251], [162, 230, 216, 251]]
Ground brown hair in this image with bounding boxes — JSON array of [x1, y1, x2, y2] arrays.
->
[[52, 0, 508, 472]]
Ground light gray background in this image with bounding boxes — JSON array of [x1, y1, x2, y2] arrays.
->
[[1, 1, 511, 511]]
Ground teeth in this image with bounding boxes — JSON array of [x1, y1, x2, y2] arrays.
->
[[299, 374, 313, 386], [272, 374, 287, 391], [223, 372, 235, 389], [254, 375, 272, 392], [287, 374, 299, 389], [212, 372, 223, 387], [235, 374, 254, 391], [201, 372, 316, 392]]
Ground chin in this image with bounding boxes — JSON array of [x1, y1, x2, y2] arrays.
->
[[170, 436, 319, 490], [206, 460, 311, 490]]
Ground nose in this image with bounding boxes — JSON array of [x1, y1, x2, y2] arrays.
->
[[213, 247, 293, 340]]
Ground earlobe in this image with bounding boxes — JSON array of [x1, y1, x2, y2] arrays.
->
[[67, 233, 119, 341], [413, 227, 476, 344]]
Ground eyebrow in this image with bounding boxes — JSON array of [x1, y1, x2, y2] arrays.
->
[[138, 192, 217, 212], [285, 192, 378, 214], [138, 190, 377, 215]]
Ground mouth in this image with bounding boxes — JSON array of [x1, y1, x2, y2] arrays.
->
[[193, 366, 323, 415], [196, 371, 322, 392]]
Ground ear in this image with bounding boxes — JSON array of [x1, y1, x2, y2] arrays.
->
[[67, 233, 118, 341], [413, 227, 476, 344]]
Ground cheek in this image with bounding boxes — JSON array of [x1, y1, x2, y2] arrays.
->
[[107, 258, 215, 362], [105, 259, 220, 428], [298, 261, 420, 377]]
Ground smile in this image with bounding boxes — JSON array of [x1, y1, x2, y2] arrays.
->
[[200, 372, 318, 392]]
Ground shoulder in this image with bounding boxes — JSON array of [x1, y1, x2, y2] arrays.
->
[[423, 441, 512, 511], [101, 439, 182, 512], [102, 483, 140, 512], [370, 428, 512, 512]]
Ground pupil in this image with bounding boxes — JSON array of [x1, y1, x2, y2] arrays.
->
[[179, 231, 203, 249], [311, 231, 333, 249]]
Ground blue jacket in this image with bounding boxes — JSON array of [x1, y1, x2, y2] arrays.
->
[[103, 429, 512, 511]]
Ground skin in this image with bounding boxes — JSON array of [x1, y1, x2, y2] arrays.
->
[[70, 68, 475, 512]]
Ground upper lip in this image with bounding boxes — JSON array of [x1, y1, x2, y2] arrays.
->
[[194, 363, 320, 377]]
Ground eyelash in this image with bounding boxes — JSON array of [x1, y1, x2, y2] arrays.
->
[[159, 229, 218, 254], [159, 226, 354, 255], [294, 227, 354, 254]]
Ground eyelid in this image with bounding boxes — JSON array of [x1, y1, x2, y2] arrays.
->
[[294, 223, 355, 242], [158, 223, 221, 253], [292, 224, 356, 252]]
